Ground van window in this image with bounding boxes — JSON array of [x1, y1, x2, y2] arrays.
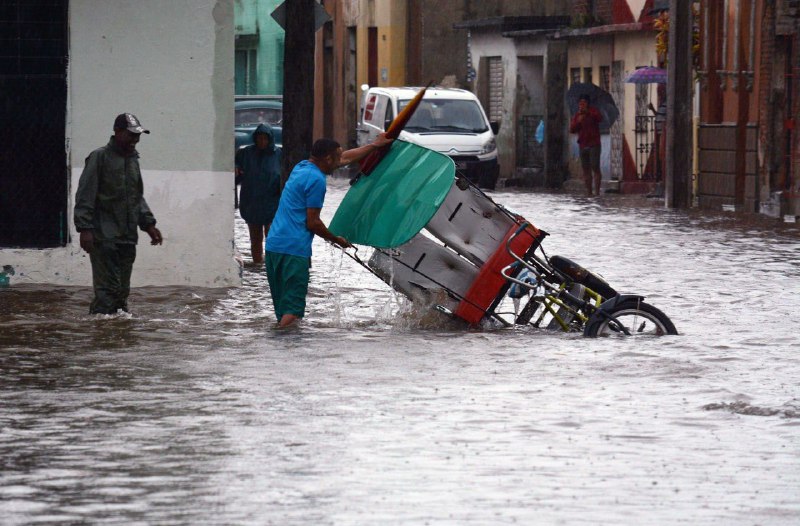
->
[[384, 101, 394, 130], [364, 94, 377, 121], [367, 94, 389, 129], [398, 99, 489, 133]]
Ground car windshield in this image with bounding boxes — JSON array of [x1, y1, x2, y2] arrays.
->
[[397, 98, 488, 133], [235, 107, 282, 126]]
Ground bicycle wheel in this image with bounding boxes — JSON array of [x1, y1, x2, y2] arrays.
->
[[584, 300, 677, 337]]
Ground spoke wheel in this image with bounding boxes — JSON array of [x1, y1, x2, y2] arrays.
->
[[585, 300, 677, 337]]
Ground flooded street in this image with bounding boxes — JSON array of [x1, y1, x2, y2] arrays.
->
[[2, 177, 799, 525]]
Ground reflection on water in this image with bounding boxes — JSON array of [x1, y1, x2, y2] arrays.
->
[[1, 179, 799, 524]]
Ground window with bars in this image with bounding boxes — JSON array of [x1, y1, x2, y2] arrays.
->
[[600, 66, 610, 91], [583, 67, 593, 83], [570, 67, 581, 85], [235, 48, 257, 95], [0, 0, 69, 248]]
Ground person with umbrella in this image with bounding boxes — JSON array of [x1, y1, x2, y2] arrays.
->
[[569, 94, 604, 196]]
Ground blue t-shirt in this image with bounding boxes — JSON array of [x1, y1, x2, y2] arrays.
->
[[265, 160, 326, 257]]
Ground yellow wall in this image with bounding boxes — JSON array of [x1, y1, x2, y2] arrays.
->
[[567, 37, 613, 85], [354, 0, 407, 91]]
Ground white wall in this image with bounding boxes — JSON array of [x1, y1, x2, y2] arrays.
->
[[615, 31, 660, 167], [470, 32, 549, 177], [566, 32, 658, 182], [2, 0, 240, 287]]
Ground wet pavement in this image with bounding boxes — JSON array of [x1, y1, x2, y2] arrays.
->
[[1, 178, 799, 525]]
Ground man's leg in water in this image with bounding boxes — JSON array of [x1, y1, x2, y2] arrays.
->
[[265, 251, 309, 327], [592, 146, 602, 195], [580, 148, 594, 196]]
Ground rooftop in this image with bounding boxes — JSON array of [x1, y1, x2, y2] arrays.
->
[[453, 16, 570, 33]]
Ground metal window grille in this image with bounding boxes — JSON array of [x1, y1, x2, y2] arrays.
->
[[570, 67, 581, 86], [0, 0, 69, 248], [634, 115, 657, 179], [633, 82, 656, 180], [600, 65, 610, 91], [487, 56, 503, 123]]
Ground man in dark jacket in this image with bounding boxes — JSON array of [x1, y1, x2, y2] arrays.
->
[[569, 94, 603, 196], [235, 123, 281, 264], [74, 113, 163, 314]]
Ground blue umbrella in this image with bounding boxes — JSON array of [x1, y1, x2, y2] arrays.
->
[[625, 66, 667, 84]]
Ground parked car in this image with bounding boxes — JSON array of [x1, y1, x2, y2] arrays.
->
[[357, 85, 499, 188], [234, 97, 282, 150]]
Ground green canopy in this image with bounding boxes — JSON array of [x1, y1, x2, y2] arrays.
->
[[330, 141, 455, 248]]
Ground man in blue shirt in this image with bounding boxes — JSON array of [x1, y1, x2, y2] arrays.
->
[[265, 134, 391, 327]]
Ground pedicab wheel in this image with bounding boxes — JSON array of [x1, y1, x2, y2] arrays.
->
[[584, 300, 677, 337]]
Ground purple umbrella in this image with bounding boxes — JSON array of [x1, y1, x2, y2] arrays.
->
[[624, 66, 667, 84]]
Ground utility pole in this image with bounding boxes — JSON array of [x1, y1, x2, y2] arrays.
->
[[545, 40, 568, 187], [665, 0, 694, 208], [281, 0, 316, 184], [733, 7, 751, 210]]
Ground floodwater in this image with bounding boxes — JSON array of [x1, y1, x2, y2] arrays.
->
[[2, 178, 799, 525]]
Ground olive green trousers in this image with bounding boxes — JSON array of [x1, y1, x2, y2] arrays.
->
[[89, 241, 137, 314]]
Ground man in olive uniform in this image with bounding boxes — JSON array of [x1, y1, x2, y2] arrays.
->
[[74, 113, 163, 314]]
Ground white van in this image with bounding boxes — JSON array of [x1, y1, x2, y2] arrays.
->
[[357, 86, 500, 189]]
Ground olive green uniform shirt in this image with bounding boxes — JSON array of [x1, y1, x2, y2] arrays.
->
[[74, 137, 156, 244]]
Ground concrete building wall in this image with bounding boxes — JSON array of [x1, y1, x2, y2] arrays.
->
[[417, 0, 565, 87], [313, 0, 409, 147], [469, 32, 520, 176], [614, 31, 660, 171], [468, 32, 550, 178], [2, 0, 239, 288]]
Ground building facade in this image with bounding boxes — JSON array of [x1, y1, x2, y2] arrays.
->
[[234, 0, 284, 95], [454, 17, 571, 183], [553, 0, 661, 194], [0, 0, 239, 287], [310, 0, 570, 152], [698, 0, 800, 216]]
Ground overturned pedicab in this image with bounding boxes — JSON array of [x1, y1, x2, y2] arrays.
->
[[329, 87, 677, 337]]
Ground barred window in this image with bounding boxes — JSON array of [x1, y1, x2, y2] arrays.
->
[[600, 65, 610, 91], [0, 0, 69, 248], [570, 67, 581, 86]]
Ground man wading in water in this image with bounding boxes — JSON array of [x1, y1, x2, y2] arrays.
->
[[74, 113, 163, 314], [264, 134, 392, 328]]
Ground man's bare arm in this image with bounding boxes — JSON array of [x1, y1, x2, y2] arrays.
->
[[338, 133, 394, 167], [306, 208, 352, 248]]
